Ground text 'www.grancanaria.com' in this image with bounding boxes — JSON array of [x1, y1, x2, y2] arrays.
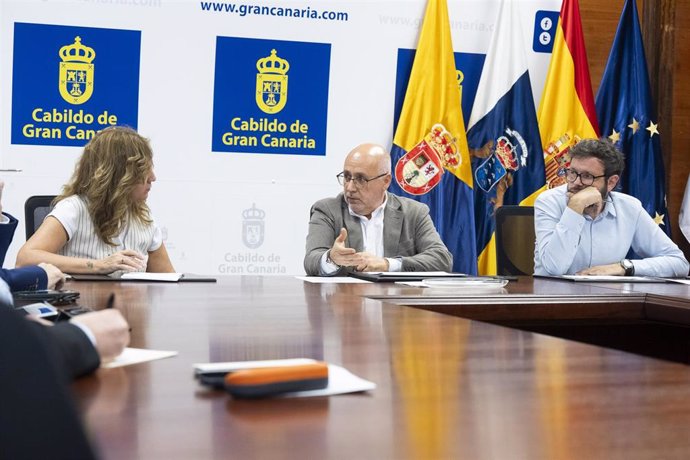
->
[[199, 2, 349, 21]]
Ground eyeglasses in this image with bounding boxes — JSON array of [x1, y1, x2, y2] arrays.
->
[[563, 168, 606, 186], [336, 172, 389, 188]]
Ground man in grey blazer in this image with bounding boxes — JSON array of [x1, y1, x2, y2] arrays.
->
[[304, 143, 453, 276]]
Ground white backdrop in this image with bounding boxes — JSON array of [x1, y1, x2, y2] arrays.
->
[[0, 0, 560, 275]]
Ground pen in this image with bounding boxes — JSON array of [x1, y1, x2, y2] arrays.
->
[[105, 293, 132, 332]]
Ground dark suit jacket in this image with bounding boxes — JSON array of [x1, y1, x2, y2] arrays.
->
[[0, 304, 98, 459], [0, 212, 48, 291], [304, 192, 453, 275]]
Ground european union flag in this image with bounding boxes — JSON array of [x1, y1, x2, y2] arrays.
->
[[595, 0, 670, 234]]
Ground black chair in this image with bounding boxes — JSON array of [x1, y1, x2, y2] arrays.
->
[[24, 195, 57, 240], [495, 205, 535, 276]]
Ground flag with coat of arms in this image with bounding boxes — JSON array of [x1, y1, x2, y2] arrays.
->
[[388, 0, 477, 275], [466, 0, 546, 275], [538, 0, 600, 189]]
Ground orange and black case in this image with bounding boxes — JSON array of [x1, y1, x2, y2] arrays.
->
[[224, 362, 329, 398]]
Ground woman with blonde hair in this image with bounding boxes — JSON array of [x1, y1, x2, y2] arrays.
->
[[17, 126, 174, 274]]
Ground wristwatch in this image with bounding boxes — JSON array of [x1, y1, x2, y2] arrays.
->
[[620, 259, 634, 276]]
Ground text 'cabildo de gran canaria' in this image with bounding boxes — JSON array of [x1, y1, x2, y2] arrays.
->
[[221, 117, 316, 149], [22, 108, 118, 140]]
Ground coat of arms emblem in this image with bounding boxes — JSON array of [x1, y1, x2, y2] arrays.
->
[[242, 203, 265, 249], [394, 124, 460, 195], [58, 37, 95, 105], [255, 49, 289, 114], [544, 133, 581, 188], [474, 127, 528, 193]]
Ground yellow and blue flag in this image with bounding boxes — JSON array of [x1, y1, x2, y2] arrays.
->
[[388, 0, 477, 274], [595, 0, 670, 234], [466, 0, 546, 275]]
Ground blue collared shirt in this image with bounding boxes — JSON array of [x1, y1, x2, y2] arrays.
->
[[534, 185, 689, 277]]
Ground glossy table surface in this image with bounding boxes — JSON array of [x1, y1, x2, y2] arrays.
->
[[68, 276, 690, 459]]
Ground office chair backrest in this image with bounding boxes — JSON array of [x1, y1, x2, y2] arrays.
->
[[494, 205, 535, 276], [24, 195, 57, 240]]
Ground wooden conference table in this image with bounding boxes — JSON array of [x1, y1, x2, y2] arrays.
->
[[67, 276, 690, 459]]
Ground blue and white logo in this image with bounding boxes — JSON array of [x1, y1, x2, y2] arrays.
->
[[533, 11, 560, 53], [11, 23, 141, 147], [212, 37, 331, 156]]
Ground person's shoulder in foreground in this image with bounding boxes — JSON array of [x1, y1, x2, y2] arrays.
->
[[534, 137, 689, 278], [0, 276, 129, 459], [0, 302, 98, 459], [304, 142, 452, 276]]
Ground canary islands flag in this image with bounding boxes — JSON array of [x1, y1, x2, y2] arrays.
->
[[538, 0, 599, 188], [388, 0, 477, 275], [466, 0, 545, 275], [595, 0, 670, 234]]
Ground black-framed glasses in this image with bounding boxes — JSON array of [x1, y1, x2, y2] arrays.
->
[[336, 172, 389, 188], [563, 168, 606, 186]]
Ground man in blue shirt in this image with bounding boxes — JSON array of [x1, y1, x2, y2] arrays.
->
[[534, 138, 689, 277]]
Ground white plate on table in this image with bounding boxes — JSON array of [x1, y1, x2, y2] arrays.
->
[[420, 278, 508, 292]]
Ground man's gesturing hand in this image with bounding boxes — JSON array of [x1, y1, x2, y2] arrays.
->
[[329, 228, 360, 267]]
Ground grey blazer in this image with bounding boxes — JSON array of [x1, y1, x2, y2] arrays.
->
[[304, 192, 453, 275]]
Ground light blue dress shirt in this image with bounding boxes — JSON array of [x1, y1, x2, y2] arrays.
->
[[534, 185, 689, 277]]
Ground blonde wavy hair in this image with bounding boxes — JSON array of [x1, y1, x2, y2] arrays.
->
[[56, 126, 154, 246]]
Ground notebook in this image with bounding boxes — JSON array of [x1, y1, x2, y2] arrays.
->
[[534, 274, 666, 283], [68, 273, 217, 282]]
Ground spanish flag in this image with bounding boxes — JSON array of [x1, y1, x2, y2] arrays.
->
[[388, 0, 477, 275], [538, 0, 599, 189]]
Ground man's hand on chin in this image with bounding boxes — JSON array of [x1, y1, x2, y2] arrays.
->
[[567, 186, 603, 218], [576, 263, 625, 276]]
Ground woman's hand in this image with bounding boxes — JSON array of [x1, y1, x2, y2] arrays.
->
[[95, 250, 146, 274]]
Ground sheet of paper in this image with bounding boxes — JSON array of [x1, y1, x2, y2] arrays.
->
[[396, 281, 427, 287], [194, 358, 317, 375], [102, 347, 178, 368], [296, 276, 372, 284], [559, 275, 665, 283], [279, 364, 376, 398], [663, 278, 690, 285], [120, 272, 183, 282]]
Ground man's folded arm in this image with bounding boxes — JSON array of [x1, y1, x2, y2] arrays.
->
[[631, 210, 690, 277]]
